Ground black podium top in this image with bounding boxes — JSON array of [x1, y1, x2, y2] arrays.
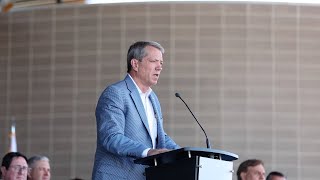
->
[[134, 147, 238, 166]]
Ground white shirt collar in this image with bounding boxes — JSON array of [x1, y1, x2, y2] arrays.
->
[[128, 74, 152, 96]]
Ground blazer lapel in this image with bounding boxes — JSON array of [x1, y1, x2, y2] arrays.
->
[[125, 75, 152, 138], [149, 93, 165, 148]]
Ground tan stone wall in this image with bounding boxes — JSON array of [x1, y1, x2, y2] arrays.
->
[[1, 2, 320, 179]]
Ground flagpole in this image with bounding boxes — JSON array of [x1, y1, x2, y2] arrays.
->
[[9, 117, 17, 152]]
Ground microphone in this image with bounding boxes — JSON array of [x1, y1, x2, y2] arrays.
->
[[175, 92, 212, 149]]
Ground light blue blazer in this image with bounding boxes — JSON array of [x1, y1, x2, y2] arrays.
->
[[92, 75, 179, 180]]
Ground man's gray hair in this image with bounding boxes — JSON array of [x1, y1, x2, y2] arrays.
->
[[27, 155, 50, 169], [127, 41, 165, 73]]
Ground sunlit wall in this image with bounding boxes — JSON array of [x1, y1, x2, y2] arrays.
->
[[1, 2, 320, 179]]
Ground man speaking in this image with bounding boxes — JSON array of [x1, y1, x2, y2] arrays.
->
[[92, 41, 180, 180]]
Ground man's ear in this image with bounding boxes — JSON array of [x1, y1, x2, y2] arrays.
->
[[240, 171, 247, 180], [28, 168, 32, 178], [1, 166, 7, 177], [131, 59, 139, 71]]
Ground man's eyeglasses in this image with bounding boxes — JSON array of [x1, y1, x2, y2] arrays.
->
[[9, 165, 28, 173]]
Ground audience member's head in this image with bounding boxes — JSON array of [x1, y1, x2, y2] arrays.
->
[[237, 159, 265, 180], [1, 152, 28, 180], [27, 155, 50, 180], [266, 171, 286, 180]]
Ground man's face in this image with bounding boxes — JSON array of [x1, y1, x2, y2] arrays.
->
[[1, 157, 28, 180], [132, 45, 163, 90], [241, 164, 266, 180], [28, 160, 51, 180], [269, 175, 286, 180]]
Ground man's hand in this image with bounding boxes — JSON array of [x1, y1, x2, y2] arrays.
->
[[147, 148, 170, 156]]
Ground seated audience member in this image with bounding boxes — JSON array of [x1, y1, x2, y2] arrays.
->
[[237, 159, 266, 180], [266, 171, 286, 180], [1, 152, 28, 180], [27, 155, 50, 180]]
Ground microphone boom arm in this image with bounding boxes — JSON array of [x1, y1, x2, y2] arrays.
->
[[175, 93, 212, 149]]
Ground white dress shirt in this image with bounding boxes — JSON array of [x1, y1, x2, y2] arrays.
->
[[128, 74, 157, 157]]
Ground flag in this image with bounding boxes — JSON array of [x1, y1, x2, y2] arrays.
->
[[9, 121, 17, 152], [0, 0, 14, 13]]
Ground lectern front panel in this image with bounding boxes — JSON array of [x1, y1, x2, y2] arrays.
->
[[145, 156, 198, 180], [198, 157, 233, 180]]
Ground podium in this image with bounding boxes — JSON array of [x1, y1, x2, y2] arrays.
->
[[134, 147, 238, 180]]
